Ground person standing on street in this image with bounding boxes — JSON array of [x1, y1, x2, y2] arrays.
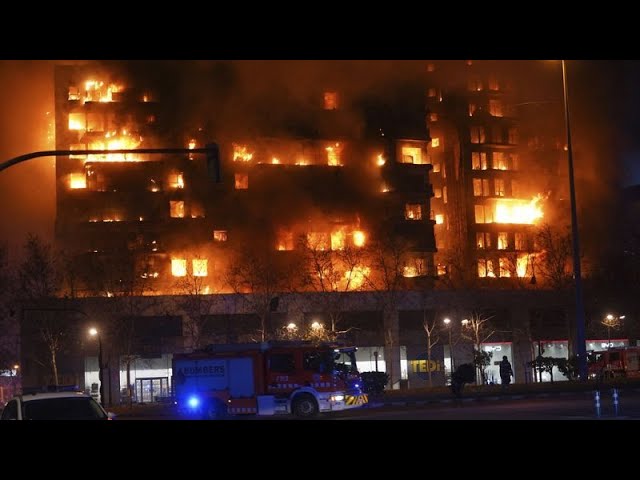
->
[[499, 355, 513, 389]]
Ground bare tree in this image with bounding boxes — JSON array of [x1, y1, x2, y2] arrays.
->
[[460, 311, 496, 385], [0, 243, 18, 374], [17, 234, 69, 386], [422, 310, 440, 387], [299, 234, 366, 333], [535, 223, 573, 290], [363, 234, 416, 388], [174, 255, 222, 351], [226, 246, 303, 341]]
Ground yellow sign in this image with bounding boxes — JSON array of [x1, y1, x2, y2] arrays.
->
[[409, 359, 443, 373]]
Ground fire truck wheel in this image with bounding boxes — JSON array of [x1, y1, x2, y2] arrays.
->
[[292, 394, 318, 418], [204, 400, 228, 420]]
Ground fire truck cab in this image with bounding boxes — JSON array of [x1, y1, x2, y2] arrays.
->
[[588, 346, 640, 380], [172, 341, 368, 419]]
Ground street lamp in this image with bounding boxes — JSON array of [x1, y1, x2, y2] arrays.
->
[[443, 318, 454, 373], [602, 314, 625, 348], [561, 60, 588, 382], [89, 327, 105, 407]]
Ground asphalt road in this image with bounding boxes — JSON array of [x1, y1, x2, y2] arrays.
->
[[117, 389, 640, 420]]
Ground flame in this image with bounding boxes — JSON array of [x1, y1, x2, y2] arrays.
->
[[295, 158, 309, 166], [213, 230, 228, 242], [69, 173, 86, 189], [78, 80, 123, 104], [494, 195, 544, 224], [353, 230, 366, 247], [307, 232, 330, 251], [169, 173, 184, 189], [381, 184, 390, 193], [326, 143, 342, 166], [403, 266, 419, 278], [331, 230, 346, 251], [376, 154, 386, 166], [170, 201, 185, 218], [405, 204, 422, 220], [276, 231, 294, 251], [171, 259, 187, 277], [68, 113, 85, 131], [435, 214, 444, 224], [344, 266, 370, 289], [271, 157, 280, 164], [87, 130, 143, 162], [233, 144, 253, 162], [516, 253, 530, 278], [193, 259, 208, 277]]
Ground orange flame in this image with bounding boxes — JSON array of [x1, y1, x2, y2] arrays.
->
[[233, 144, 253, 162], [69, 173, 86, 189], [494, 195, 544, 224], [171, 259, 187, 277], [353, 230, 366, 247]]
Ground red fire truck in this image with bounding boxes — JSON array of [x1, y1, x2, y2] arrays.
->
[[172, 341, 369, 419], [588, 346, 640, 380]]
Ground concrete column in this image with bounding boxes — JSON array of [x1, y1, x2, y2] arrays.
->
[[384, 308, 401, 389], [511, 304, 533, 384]]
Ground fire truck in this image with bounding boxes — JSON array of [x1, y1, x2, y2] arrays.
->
[[172, 341, 369, 419], [588, 346, 640, 380]]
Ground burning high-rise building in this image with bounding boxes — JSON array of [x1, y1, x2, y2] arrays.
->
[[18, 61, 589, 399]]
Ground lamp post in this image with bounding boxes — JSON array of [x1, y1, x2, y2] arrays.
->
[[561, 60, 588, 382], [89, 327, 105, 407], [443, 317, 454, 373], [602, 314, 625, 348]]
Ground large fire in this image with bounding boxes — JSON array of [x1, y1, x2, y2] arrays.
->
[[171, 259, 187, 277], [353, 230, 366, 247], [494, 195, 543, 224], [86, 131, 143, 162], [344, 266, 370, 289], [69, 81, 124, 104], [69, 173, 86, 189], [233, 144, 253, 162], [326, 143, 342, 166]]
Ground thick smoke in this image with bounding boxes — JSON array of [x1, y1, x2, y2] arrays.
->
[[0, 60, 632, 268]]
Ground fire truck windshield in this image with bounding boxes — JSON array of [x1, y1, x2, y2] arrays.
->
[[333, 349, 358, 374]]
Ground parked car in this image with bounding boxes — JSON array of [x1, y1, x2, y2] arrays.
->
[[0, 391, 114, 420]]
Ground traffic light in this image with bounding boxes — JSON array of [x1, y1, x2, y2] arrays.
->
[[205, 142, 220, 183]]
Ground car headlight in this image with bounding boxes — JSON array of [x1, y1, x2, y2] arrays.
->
[[330, 395, 345, 402]]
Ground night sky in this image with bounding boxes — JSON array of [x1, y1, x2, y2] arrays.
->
[[0, 60, 638, 264]]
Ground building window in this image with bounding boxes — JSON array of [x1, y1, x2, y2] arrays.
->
[[171, 259, 187, 277], [168, 172, 184, 189], [478, 259, 495, 278], [427, 63, 436, 72], [497, 232, 508, 250], [326, 143, 342, 166], [190, 202, 205, 218], [493, 152, 507, 170], [429, 113, 438, 122], [468, 103, 477, 116], [474, 204, 493, 224], [508, 127, 519, 145], [86, 113, 104, 132], [213, 230, 228, 242], [476, 232, 491, 249], [488, 76, 500, 91], [276, 230, 294, 251], [511, 179, 522, 198], [170, 201, 185, 218], [403, 257, 428, 278], [401, 146, 424, 164], [442, 186, 448, 204], [405, 204, 422, 220], [515, 232, 526, 251], [235, 173, 249, 190], [435, 214, 444, 225], [437, 263, 448, 276], [499, 257, 511, 277], [192, 259, 208, 277], [433, 187, 442, 199], [470, 127, 485, 144], [428, 87, 437, 98], [324, 91, 339, 110], [431, 138, 440, 148], [488, 99, 503, 117], [474, 178, 490, 196], [468, 79, 483, 91], [491, 126, 503, 143], [331, 230, 346, 251], [509, 153, 520, 171], [495, 178, 505, 197], [472, 152, 488, 170], [307, 232, 331, 251], [68, 112, 86, 131], [432, 162, 441, 173], [69, 173, 86, 189]]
